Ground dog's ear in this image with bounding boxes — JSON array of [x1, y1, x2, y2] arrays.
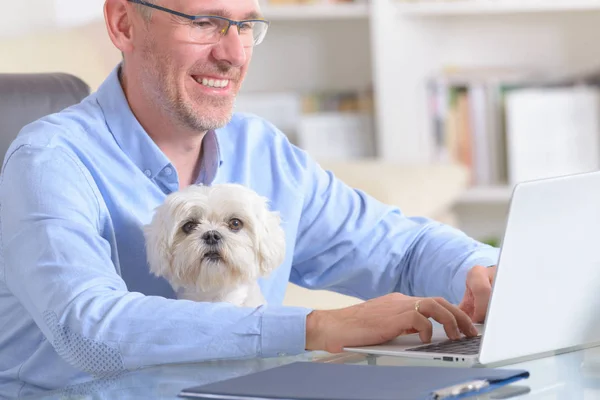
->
[[255, 202, 286, 276], [143, 206, 175, 280]]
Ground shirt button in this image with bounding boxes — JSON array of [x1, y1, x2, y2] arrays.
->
[[144, 169, 152, 177], [164, 167, 173, 176]]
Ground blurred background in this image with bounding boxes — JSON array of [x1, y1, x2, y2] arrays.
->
[[3, 0, 600, 306]]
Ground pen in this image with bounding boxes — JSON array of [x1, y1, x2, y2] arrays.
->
[[431, 379, 490, 399]]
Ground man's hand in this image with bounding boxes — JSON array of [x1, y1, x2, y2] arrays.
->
[[459, 265, 497, 323], [305, 293, 479, 353]]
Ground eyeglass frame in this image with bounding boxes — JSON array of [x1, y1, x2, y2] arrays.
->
[[127, 0, 271, 46]]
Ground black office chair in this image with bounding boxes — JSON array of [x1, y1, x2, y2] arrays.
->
[[0, 72, 90, 164]]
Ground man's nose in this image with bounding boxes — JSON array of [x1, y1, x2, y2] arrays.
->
[[212, 27, 247, 67], [202, 230, 222, 245]]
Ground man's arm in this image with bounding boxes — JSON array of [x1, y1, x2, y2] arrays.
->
[[287, 143, 499, 305], [0, 144, 311, 376]]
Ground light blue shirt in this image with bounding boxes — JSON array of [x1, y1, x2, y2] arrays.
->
[[0, 66, 499, 397]]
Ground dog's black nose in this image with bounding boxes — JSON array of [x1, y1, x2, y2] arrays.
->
[[202, 230, 222, 245]]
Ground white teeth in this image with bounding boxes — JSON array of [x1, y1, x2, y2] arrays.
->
[[197, 77, 229, 88]]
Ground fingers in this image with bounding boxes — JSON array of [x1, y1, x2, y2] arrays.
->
[[415, 298, 463, 340], [399, 311, 433, 343], [434, 297, 479, 337], [467, 266, 493, 322]]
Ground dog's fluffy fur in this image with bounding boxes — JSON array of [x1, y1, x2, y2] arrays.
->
[[144, 183, 285, 307]]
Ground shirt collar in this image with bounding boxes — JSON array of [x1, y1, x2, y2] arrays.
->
[[95, 64, 223, 185]]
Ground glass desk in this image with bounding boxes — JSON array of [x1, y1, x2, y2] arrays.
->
[[17, 346, 600, 399]]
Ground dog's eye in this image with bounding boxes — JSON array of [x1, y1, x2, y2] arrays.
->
[[182, 221, 197, 234], [228, 218, 243, 231]]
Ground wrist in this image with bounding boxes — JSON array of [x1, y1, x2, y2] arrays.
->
[[305, 310, 326, 351]]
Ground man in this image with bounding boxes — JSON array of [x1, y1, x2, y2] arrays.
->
[[0, 0, 499, 396]]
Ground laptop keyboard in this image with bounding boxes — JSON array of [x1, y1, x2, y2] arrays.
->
[[405, 335, 482, 355]]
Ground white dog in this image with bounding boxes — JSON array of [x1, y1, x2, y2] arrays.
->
[[143, 183, 285, 307]]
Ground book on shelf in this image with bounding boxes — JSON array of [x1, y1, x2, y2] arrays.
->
[[427, 67, 540, 187]]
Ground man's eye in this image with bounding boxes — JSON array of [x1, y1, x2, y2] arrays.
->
[[228, 218, 244, 231], [192, 19, 217, 29], [239, 22, 253, 31], [182, 221, 197, 234]]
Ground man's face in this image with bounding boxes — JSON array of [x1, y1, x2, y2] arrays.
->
[[130, 0, 260, 132]]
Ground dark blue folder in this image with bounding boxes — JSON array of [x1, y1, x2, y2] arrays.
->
[[178, 361, 529, 400]]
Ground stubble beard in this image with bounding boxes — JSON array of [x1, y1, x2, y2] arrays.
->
[[140, 38, 238, 133]]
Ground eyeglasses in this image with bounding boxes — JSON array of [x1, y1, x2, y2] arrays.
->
[[127, 0, 270, 47]]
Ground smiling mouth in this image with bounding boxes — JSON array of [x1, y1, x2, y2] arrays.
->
[[192, 76, 232, 91]]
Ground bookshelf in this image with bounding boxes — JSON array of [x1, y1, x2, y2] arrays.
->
[[396, 0, 600, 16], [367, 0, 600, 241]]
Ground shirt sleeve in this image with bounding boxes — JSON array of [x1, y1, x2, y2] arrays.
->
[[0, 144, 311, 377], [287, 143, 500, 305]]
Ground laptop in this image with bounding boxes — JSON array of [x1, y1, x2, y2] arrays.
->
[[344, 171, 600, 367]]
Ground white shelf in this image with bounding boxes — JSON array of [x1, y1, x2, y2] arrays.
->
[[457, 185, 514, 204], [396, 0, 600, 16], [262, 3, 370, 20]]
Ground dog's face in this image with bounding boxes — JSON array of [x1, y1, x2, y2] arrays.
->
[[143, 184, 285, 293]]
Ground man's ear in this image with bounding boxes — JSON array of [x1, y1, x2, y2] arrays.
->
[[104, 0, 136, 55]]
